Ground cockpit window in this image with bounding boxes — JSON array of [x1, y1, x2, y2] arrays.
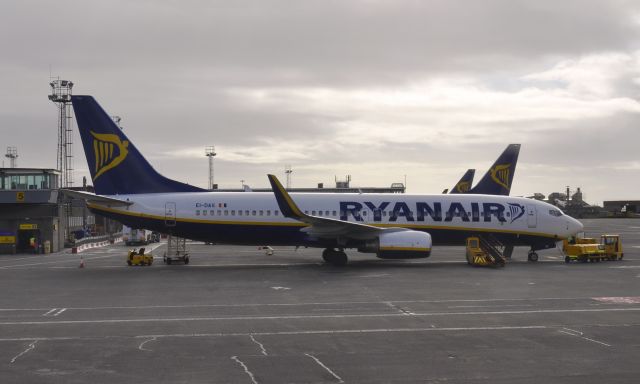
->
[[549, 209, 562, 217]]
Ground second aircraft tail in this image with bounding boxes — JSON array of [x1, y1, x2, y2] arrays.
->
[[467, 144, 520, 196]]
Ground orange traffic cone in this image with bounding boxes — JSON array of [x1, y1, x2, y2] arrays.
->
[[79, 257, 85, 268]]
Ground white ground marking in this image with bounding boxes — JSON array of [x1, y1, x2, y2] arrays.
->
[[558, 327, 611, 347], [305, 353, 344, 383], [385, 301, 415, 315], [10, 340, 38, 363], [249, 335, 268, 356], [593, 297, 640, 304], [52, 308, 66, 317], [0, 296, 606, 312], [270, 286, 291, 290], [42, 308, 57, 316], [138, 336, 157, 351], [358, 273, 389, 278], [1, 307, 638, 326], [231, 355, 258, 384], [609, 265, 640, 269]]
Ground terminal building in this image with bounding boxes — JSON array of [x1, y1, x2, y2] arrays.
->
[[0, 167, 118, 254]]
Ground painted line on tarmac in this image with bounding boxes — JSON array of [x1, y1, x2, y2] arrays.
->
[[0, 307, 638, 326], [0, 296, 618, 312]]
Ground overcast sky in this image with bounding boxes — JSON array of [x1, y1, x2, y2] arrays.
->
[[1, 0, 639, 204]]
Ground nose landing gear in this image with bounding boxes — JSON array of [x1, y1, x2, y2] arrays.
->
[[322, 248, 348, 266], [527, 250, 539, 262]]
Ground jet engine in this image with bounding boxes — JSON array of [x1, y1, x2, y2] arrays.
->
[[358, 230, 432, 259]]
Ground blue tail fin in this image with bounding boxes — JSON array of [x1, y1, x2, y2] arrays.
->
[[71, 95, 205, 195], [467, 144, 520, 196], [449, 169, 475, 194]]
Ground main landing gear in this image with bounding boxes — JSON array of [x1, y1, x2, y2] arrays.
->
[[527, 250, 539, 262], [322, 248, 348, 266]]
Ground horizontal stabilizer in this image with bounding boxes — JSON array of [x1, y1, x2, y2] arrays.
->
[[59, 189, 133, 206]]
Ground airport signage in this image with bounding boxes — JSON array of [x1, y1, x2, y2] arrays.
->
[[0, 236, 16, 244], [19, 224, 38, 230]]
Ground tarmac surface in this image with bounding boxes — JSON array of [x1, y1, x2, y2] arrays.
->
[[0, 218, 639, 383]]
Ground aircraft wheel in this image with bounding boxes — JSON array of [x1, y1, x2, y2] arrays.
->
[[321, 248, 332, 263], [322, 249, 348, 266], [527, 251, 539, 262]]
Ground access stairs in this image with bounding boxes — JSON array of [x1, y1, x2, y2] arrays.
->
[[466, 234, 512, 267]]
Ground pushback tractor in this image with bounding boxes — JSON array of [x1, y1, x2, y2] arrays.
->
[[562, 234, 623, 263]]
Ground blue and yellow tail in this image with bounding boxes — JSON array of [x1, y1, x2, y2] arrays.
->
[[467, 144, 520, 196], [449, 169, 475, 194], [72, 96, 205, 195]]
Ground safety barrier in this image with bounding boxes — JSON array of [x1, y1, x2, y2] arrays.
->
[[71, 234, 123, 254]]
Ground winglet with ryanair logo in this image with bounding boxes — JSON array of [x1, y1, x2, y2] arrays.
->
[[91, 131, 129, 180]]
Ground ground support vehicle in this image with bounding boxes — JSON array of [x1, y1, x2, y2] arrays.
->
[[562, 234, 623, 263], [163, 235, 190, 264], [465, 236, 505, 268], [127, 248, 154, 266]]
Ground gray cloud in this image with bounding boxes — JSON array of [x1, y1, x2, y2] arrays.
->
[[1, 0, 639, 205]]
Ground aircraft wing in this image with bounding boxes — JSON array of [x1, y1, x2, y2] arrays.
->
[[59, 189, 133, 206], [268, 174, 403, 239]]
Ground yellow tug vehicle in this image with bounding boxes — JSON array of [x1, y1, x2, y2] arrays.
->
[[127, 248, 154, 266], [562, 234, 623, 263]]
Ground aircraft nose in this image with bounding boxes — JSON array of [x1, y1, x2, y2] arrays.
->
[[568, 217, 583, 235]]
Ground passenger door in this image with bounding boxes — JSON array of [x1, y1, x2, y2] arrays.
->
[[165, 202, 176, 227], [526, 205, 537, 228]]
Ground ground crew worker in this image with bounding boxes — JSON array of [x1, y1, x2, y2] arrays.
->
[[29, 236, 36, 253]]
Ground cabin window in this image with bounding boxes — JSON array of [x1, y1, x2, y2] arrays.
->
[[252, 210, 256, 216], [210, 210, 214, 216], [304, 210, 309, 214], [266, 210, 271, 216], [245, 210, 249, 216], [275, 210, 279, 216], [312, 210, 316, 215], [332, 210, 336, 216], [259, 210, 264, 216], [362, 211, 367, 216], [196, 210, 200, 216], [224, 210, 228, 216], [382, 211, 387, 217], [231, 210, 235, 215], [217, 210, 222, 216], [238, 210, 243, 216], [202, 210, 207, 216]]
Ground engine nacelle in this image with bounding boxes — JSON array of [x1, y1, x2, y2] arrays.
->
[[359, 230, 432, 259]]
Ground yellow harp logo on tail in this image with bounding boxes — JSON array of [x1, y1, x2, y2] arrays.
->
[[90, 131, 129, 180], [490, 163, 511, 190], [454, 181, 471, 193]]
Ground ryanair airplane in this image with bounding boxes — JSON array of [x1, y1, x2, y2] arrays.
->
[[66, 96, 583, 265]]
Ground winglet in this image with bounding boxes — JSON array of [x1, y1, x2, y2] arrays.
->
[[268, 174, 305, 219]]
